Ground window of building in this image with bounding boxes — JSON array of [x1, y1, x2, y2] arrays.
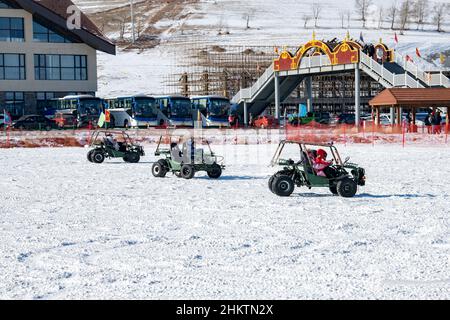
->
[[34, 54, 87, 80], [0, 17, 24, 42], [5, 91, 24, 117], [33, 19, 74, 43], [0, 53, 26, 80], [0, 0, 14, 9]]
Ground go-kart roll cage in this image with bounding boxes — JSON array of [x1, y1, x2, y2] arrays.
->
[[270, 140, 344, 168], [89, 130, 134, 147]]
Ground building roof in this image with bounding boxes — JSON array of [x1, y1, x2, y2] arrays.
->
[[369, 88, 450, 107], [11, 0, 115, 54]]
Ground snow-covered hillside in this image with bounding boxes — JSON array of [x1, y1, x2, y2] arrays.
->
[[73, 0, 450, 97], [1, 144, 449, 299]]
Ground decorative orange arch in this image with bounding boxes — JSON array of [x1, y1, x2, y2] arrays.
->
[[274, 36, 370, 72], [275, 39, 334, 71]]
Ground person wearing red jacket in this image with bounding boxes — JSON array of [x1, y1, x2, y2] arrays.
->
[[313, 149, 336, 178]]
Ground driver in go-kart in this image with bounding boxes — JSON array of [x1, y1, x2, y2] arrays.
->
[[313, 149, 337, 178], [105, 133, 120, 151]]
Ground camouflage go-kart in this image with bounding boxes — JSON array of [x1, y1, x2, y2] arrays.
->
[[87, 130, 145, 164], [152, 136, 225, 179], [269, 141, 366, 197]]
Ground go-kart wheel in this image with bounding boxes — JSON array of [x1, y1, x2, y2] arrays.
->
[[92, 151, 105, 164], [207, 164, 222, 179], [272, 175, 295, 197], [126, 152, 140, 163], [157, 159, 169, 170], [268, 175, 277, 193], [329, 183, 338, 195], [181, 164, 195, 180], [87, 150, 95, 163], [152, 162, 167, 178], [337, 178, 358, 198]]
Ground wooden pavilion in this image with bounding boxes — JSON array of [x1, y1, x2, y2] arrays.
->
[[369, 88, 450, 131]]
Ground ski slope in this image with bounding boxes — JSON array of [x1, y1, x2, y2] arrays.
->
[[71, 0, 450, 97], [0, 143, 449, 299]]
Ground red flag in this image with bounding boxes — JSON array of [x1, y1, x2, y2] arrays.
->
[[105, 109, 111, 123], [394, 33, 399, 45], [406, 55, 414, 63], [416, 48, 422, 58]]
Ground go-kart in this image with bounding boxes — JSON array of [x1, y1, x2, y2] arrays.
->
[[269, 140, 366, 197], [87, 130, 145, 164], [152, 136, 225, 179]]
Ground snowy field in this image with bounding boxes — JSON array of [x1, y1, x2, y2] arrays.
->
[[0, 143, 449, 300]]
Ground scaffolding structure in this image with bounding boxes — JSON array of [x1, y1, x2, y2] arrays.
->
[[163, 45, 281, 98]]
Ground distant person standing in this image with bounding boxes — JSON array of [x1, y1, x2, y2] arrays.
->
[[424, 111, 432, 134], [435, 111, 443, 134]]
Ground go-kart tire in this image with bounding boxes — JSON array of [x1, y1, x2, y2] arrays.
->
[[207, 164, 222, 179], [181, 164, 195, 180], [152, 162, 167, 178], [268, 175, 278, 194], [92, 151, 105, 164], [272, 175, 295, 197], [87, 150, 95, 163], [329, 184, 338, 195], [337, 178, 357, 198], [125, 152, 140, 163]]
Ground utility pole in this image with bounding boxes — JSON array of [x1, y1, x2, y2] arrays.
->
[[130, 0, 135, 43]]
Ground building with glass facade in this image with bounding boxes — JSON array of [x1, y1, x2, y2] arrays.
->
[[0, 0, 115, 118]]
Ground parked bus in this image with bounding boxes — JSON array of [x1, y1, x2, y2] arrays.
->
[[56, 95, 104, 127], [106, 95, 161, 128], [191, 96, 231, 127], [155, 95, 194, 127]]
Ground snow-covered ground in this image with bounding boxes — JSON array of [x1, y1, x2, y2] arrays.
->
[[0, 143, 449, 299], [80, 0, 450, 96]]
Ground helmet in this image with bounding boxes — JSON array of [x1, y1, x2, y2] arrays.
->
[[317, 149, 328, 158]]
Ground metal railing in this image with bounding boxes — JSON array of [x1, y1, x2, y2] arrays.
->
[[233, 55, 334, 103], [360, 51, 424, 88], [394, 51, 450, 87]]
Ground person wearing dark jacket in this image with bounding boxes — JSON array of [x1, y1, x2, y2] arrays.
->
[[425, 112, 432, 134], [434, 111, 443, 134]]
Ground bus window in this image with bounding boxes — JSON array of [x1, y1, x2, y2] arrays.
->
[[170, 99, 192, 118]]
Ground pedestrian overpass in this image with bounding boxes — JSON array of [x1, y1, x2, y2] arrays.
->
[[231, 35, 450, 126]]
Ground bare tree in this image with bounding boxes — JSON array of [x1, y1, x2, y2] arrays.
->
[[312, 3, 322, 28], [135, 15, 145, 39], [378, 6, 384, 29], [387, 1, 398, 29], [243, 13, 252, 29], [399, 0, 413, 33], [433, 3, 448, 32], [339, 11, 346, 29], [346, 10, 352, 28], [412, 0, 429, 30], [355, 0, 373, 28], [303, 14, 312, 29]]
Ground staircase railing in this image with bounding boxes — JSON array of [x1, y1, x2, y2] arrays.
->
[[394, 51, 450, 87], [360, 51, 424, 88]]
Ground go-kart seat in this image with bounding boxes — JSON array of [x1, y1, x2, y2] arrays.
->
[[170, 144, 184, 163], [302, 151, 315, 175]]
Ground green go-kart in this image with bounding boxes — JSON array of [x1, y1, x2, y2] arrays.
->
[[152, 136, 225, 179], [87, 130, 145, 164], [269, 140, 366, 197]]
